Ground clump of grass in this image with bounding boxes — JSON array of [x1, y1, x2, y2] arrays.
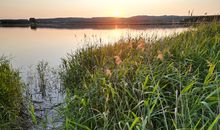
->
[[62, 23, 220, 130], [36, 61, 49, 97], [0, 56, 24, 129]]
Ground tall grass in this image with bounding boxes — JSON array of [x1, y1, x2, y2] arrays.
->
[[0, 56, 25, 129], [62, 23, 220, 129]]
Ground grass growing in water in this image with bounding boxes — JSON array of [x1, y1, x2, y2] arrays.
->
[[0, 57, 24, 129], [62, 23, 220, 129]]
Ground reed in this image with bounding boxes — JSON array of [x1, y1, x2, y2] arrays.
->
[[0, 56, 24, 129], [62, 23, 220, 129]]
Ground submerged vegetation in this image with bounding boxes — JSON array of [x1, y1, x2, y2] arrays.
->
[[1, 23, 220, 129], [62, 23, 220, 129]]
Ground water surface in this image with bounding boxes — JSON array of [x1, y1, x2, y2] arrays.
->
[[0, 26, 187, 69]]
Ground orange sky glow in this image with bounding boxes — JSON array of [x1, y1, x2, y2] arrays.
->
[[0, 0, 219, 19]]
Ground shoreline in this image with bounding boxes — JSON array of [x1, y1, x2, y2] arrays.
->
[[0, 23, 192, 29]]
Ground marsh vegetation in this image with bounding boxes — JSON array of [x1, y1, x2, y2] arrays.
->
[[0, 57, 26, 129], [62, 23, 220, 129], [1, 23, 220, 129]]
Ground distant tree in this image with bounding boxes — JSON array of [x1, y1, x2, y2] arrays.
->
[[29, 18, 37, 29], [29, 18, 37, 23]]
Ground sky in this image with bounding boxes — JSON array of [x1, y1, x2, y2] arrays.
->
[[0, 0, 220, 19]]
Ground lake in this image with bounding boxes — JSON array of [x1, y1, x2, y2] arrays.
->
[[0, 26, 187, 70]]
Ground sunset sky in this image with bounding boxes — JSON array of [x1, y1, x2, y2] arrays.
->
[[0, 0, 220, 19]]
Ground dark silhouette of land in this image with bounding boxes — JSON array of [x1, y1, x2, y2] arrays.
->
[[0, 15, 220, 29], [182, 15, 220, 23]]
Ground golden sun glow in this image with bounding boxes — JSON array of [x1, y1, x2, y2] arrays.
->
[[113, 9, 122, 17]]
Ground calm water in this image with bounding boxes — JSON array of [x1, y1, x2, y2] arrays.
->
[[0, 27, 187, 69]]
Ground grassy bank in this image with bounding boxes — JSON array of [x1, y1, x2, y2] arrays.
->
[[62, 23, 220, 129], [1, 23, 219, 129], [0, 57, 25, 129]]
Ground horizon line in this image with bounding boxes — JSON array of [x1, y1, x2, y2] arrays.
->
[[1, 14, 220, 20]]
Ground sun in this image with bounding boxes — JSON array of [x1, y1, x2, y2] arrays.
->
[[113, 9, 121, 17]]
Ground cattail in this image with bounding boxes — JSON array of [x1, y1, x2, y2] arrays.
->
[[105, 68, 112, 77], [114, 56, 122, 65], [137, 39, 145, 51], [157, 50, 164, 61]]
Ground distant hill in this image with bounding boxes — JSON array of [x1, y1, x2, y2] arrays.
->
[[0, 15, 219, 28], [36, 15, 189, 25], [0, 19, 29, 27]]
